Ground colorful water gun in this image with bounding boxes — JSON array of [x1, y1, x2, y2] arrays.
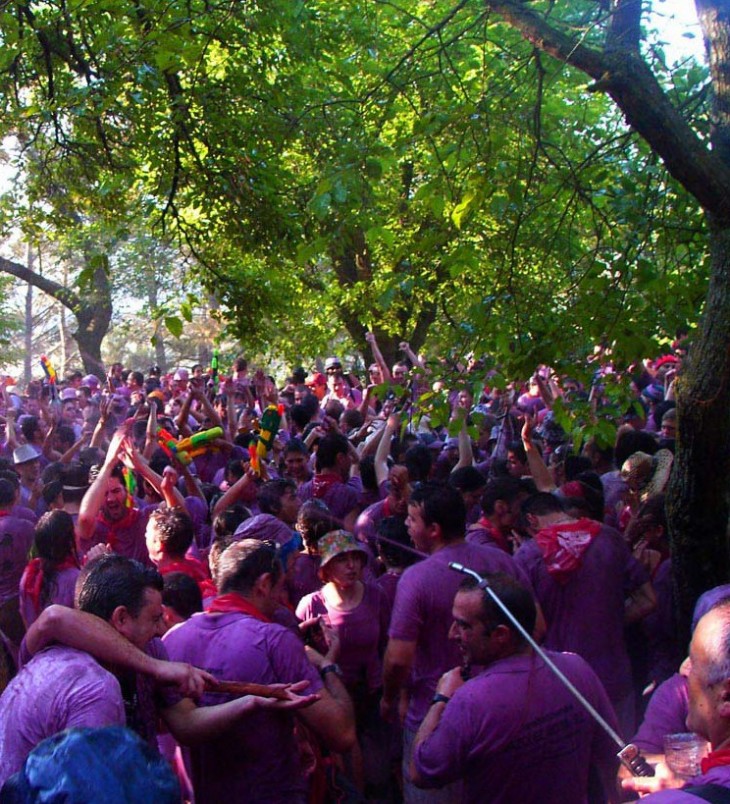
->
[[208, 349, 219, 396], [157, 426, 224, 466], [40, 356, 58, 401], [248, 404, 283, 475], [122, 467, 137, 508]]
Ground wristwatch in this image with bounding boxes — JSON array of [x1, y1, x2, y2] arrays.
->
[[431, 692, 450, 705], [320, 663, 343, 679]]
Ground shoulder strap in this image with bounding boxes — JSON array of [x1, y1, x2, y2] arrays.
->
[[686, 784, 730, 803]]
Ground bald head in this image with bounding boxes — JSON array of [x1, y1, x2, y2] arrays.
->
[[686, 603, 730, 746]]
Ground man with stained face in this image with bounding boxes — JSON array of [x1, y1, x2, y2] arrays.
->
[[410, 574, 619, 803]]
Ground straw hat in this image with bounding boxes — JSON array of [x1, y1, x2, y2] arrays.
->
[[621, 448, 673, 500]]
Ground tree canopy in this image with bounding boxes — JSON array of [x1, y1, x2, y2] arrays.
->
[[0, 0, 710, 373]]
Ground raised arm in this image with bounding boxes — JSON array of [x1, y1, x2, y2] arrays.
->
[[365, 332, 392, 383], [521, 414, 555, 492], [77, 428, 128, 546]]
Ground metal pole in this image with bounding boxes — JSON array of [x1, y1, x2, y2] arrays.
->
[[448, 561, 655, 777]]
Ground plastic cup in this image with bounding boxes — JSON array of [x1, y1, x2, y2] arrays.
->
[[663, 732, 709, 779]]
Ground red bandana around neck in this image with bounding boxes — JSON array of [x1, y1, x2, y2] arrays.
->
[[206, 591, 271, 623], [701, 748, 730, 774], [535, 518, 602, 584], [312, 472, 342, 499], [98, 505, 139, 551], [22, 554, 79, 612], [477, 517, 511, 554]]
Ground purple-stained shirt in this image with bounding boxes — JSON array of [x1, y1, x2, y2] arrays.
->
[[354, 500, 388, 550], [514, 524, 649, 703], [0, 645, 125, 786], [84, 505, 154, 565], [18, 565, 80, 628], [9, 506, 37, 525], [600, 469, 627, 530], [389, 540, 532, 732], [163, 610, 324, 803], [286, 552, 322, 609], [643, 559, 682, 684], [296, 582, 390, 693], [0, 514, 35, 605], [639, 765, 730, 801], [297, 476, 362, 522], [413, 650, 619, 804], [376, 570, 403, 613], [632, 673, 689, 754], [192, 446, 247, 485]]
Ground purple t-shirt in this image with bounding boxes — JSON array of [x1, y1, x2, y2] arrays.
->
[[413, 650, 618, 803], [632, 673, 689, 754], [354, 499, 389, 550], [376, 570, 403, 613], [601, 469, 627, 530], [296, 582, 390, 693], [163, 610, 324, 803], [0, 645, 124, 786], [514, 523, 648, 703], [286, 552, 321, 609], [84, 505, 154, 565], [297, 476, 362, 522], [389, 540, 532, 731], [18, 565, 80, 628], [0, 514, 35, 605]]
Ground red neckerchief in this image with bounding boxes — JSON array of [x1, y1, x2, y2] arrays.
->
[[535, 518, 602, 584], [206, 592, 271, 623], [701, 748, 730, 774], [312, 472, 342, 499], [97, 505, 139, 552], [200, 579, 218, 601], [477, 517, 511, 553], [22, 554, 79, 611], [159, 557, 210, 582], [0, 510, 9, 517]]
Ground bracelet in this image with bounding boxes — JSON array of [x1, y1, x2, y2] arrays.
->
[[320, 663, 343, 679], [431, 693, 450, 706]]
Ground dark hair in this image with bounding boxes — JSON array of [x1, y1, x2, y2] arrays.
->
[[0, 478, 15, 507], [162, 572, 203, 620], [77, 554, 163, 621], [42, 480, 63, 506], [342, 409, 364, 431], [212, 505, 251, 539], [409, 482, 466, 542], [323, 400, 345, 422], [33, 510, 78, 609], [507, 441, 528, 464], [20, 415, 41, 442], [459, 573, 536, 644], [55, 424, 76, 450], [60, 462, 90, 504], [289, 405, 311, 431], [315, 433, 350, 472], [480, 477, 525, 516], [520, 492, 565, 521], [296, 501, 342, 551], [258, 479, 296, 516], [148, 507, 195, 558], [285, 438, 308, 456], [449, 466, 487, 494], [234, 358, 248, 372], [377, 516, 418, 569], [615, 430, 659, 468], [359, 455, 377, 493], [564, 454, 592, 482], [404, 444, 432, 483], [129, 371, 144, 388], [217, 539, 282, 595]]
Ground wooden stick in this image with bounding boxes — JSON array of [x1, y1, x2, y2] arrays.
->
[[206, 679, 290, 700]]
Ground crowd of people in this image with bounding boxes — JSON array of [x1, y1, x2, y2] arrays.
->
[[0, 331, 726, 803]]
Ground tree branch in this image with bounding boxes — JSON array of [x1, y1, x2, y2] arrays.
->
[[486, 0, 730, 221], [0, 256, 80, 312]]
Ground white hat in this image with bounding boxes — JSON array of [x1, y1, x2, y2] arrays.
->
[[13, 444, 39, 465]]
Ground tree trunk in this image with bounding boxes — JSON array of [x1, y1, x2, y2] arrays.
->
[[666, 222, 730, 643], [23, 247, 33, 386]]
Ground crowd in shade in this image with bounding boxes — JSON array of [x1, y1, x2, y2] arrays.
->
[[0, 329, 727, 803]]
